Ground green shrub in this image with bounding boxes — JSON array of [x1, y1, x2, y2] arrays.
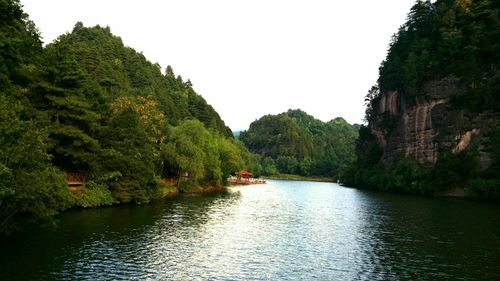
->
[[72, 181, 115, 208], [468, 178, 500, 200]]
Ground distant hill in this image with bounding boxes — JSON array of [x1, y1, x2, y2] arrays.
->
[[240, 109, 359, 177]]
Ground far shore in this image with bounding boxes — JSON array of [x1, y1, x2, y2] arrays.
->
[[262, 174, 336, 183]]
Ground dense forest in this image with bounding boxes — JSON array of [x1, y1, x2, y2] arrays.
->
[[341, 0, 500, 199], [0, 0, 260, 234], [240, 110, 359, 178]]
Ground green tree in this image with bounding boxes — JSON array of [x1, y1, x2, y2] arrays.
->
[[241, 109, 359, 177], [218, 138, 244, 181], [262, 157, 278, 176], [245, 153, 263, 178], [0, 0, 42, 92], [299, 157, 316, 176], [161, 120, 209, 188], [0, 96, 73, 234], [240, 113, 314, 159], [98, 109, 156, 204], [276, 156, 299, 175], [30, 43, 102, 172]]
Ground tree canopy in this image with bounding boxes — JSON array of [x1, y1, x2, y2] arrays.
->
[[0, 0, 258, 234], [343, 0, 500, 200], [240, 109, 359, 177]]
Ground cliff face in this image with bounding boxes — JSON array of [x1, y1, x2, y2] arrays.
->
[[372, 94, 445, 166], [369, 76, 497, 170], [343, 0, 499, 198]]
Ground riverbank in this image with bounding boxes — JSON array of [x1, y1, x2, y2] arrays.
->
[[153, 184, 180, 198], [74, 183, 228, 209], [263, 174, 336, 183], [179, 185, 228, 194], [148, 183, 231, 200]]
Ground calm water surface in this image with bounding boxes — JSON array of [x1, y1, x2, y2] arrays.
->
[[1, 180, 499, 280]]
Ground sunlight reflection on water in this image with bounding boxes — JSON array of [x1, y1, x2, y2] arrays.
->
[[1, 180, 499, 280]]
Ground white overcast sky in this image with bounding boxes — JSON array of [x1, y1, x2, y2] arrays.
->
[[21, 0, 417, 130]]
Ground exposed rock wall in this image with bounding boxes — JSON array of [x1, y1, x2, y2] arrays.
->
[[402, 97, 446, 165], [452, 129, 480, 154], [369, 77, 496, 169], [378, 91, 399, 115], [373, 92, 446, 166]]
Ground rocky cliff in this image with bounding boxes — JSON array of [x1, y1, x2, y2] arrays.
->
[[342, 0, 499, 199], [347, 75, 499, 198], [370, 76, 496, 170]]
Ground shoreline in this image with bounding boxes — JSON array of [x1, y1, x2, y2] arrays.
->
[[263, 174, 336, 183], [71, 184, 229, 210]]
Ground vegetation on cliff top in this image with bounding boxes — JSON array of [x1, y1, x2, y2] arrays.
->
[[0, 0, 259, 234]]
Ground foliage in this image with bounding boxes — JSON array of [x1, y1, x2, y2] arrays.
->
[[97, 109, 157, 204], [261, 157, 279, 176], [0, 0, 42, 92], [51, 23, 233, 137], [0, 95, 72, 234], [353, 126, 383, 168], [161, 120, 253, 190], [468, 178, 500, 200], [276, 156, 299, 175], [71, 181, 115, 208], [299, 157, 316, 176], [111, 95, 167, 144], [241, 151, 263, 178], [0, 1, 258, 233], [378, 0, 500, 110], [240, 112, 314, 159], [31, 42, 102, 171], [467, 128, 500, 200], [345, 0, 500, 200], [240, 109, 359, 177]]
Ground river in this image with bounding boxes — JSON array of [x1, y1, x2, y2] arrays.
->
[[1, 180, 499, 280]]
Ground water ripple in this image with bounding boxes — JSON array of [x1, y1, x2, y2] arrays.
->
[[1, 180, 499, 280]]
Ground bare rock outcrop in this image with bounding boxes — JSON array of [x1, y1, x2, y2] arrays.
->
[[452, 129, 480, 154], [369, 77, 496, 169]]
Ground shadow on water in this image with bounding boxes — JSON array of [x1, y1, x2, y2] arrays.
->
[[349, 189, 500, 280], [0, 182, 499, 280], [0, 192, 241, 280]]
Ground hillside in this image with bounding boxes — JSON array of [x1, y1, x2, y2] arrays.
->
[[0, 0, 257, 234], [46, 22, 233, 138], [240, 109, 359, 177], [341, 0, 500, 199]]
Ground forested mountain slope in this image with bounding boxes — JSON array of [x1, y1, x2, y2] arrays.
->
[[0, 0, 255, 234], [341, 0, 500, 199], [240, 109, 359, 177], [46, 23, 233, 138]]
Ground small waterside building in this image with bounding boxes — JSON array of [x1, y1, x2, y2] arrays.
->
[[236, 170, 252, 180], [65, 172, 85, 191], [229, 170, 266, 185]]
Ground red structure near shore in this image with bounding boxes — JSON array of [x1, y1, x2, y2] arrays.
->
[[65, 172, 85, 191], [229, 170, 266, 185]]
